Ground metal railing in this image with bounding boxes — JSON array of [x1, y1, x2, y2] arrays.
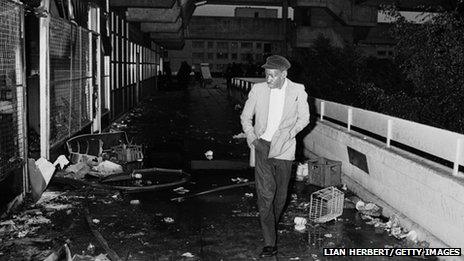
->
[[231, 77, 464, 177]]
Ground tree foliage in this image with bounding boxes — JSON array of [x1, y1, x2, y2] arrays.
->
[[290, 3, 464, 133]]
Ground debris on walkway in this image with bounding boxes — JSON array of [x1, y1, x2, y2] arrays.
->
[[204, 150, 213, 160], [163, 217, 175, 223], [355, 200, 382, 217], [232, 132, 246, 139], [231, 177, 249, 183]]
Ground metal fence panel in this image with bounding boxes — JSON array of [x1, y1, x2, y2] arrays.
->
[[49, 17, 91, 147], [0, 0, 25, 180]]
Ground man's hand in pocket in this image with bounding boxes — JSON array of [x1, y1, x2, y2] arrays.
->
[[252, 139, 265, 153]]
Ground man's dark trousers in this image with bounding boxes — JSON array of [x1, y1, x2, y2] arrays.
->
[[255, 139, 293, 246]]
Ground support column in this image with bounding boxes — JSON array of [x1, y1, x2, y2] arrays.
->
[[39, 0, 51, 159]]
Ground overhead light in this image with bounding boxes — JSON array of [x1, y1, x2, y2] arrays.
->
[[195, 0, 207, 6]]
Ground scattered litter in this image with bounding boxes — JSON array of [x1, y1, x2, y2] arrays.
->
[[93, 161, 123, 175], [294, 217, 307, 232], [232, 132, 246, 139], [204, 150, 213, 160], [324, 233, 333, 238], [231, 177, 249, 183], [355, 200, 382, 217], [87, 243, 95, 255], [25, 216, 51, 226], [92, 219, 100, 224], [17, 231, 28, 238], [131, 173, 142, 179], [173, 187, 190, 194], [295, 162, 308, 181], [181, 252, 195, 258], [0, 220, 15, 226], [163, 217, 174, 223], [130, 200, 140, 205], [72, 254, 111, 261], [111, 123, 127, 129], [44, 204, 73, 212], [391, 227, 403, 239], [53, 155, 70, 169], [244, 193, 253, 198], [405, 230, 418, 242], [234, 104, 242, 111], [64, 162, 90, 179], [296, 202, 309, 209]]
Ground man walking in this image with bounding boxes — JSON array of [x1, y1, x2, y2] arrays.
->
[[240, 55, 310, 258]]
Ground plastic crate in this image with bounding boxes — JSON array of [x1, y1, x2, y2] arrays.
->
[[309, 186, 344, 223], [306, 157, 341, 187]]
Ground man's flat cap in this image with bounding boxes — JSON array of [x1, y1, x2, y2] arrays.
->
[[261, 55, 291, 71]]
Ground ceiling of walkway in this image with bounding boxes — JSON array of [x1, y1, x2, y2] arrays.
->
[[109, 0, 457, 50]]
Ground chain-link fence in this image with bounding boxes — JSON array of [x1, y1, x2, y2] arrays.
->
[[0, 0, 25, 181], [49, 17, 91, 147]]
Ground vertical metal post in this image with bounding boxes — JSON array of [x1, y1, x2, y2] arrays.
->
[[19, 5, 29, 193], [39, 1, 50, 159], [387, 119, 393, 148], [282, 0, 288, 56], [347, 107, 352, 132], [96, 7, 102, 133], [320, 101, 325, 121], [68, 25, 73, 137], [136, 50, 140, 104], [453, 138, 463, 176], [87, 29, 92, 132]]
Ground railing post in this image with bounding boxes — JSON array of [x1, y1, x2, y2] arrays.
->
[[453, 138, 463, 176], [320, 101, 325, 121], [347, 107, 352, 132], [387, 119, 393, 148]]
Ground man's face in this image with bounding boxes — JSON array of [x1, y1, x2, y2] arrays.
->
[[265, 69, 286, 89]]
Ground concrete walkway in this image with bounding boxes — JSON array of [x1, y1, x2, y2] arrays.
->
[[0, 79, 420, 260]]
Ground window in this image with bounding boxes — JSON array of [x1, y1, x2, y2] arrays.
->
[[254, 12, 259, 18], [192, 41, 204, 48], [207, 41, 214, 48], [256, 42, 262, 49], [193, 52, 204, 59], [377, 50, 387, 56], [264, 43, 271, 53], [207, 53, 214, 59], [241, 42, 252, 49], [217, 42, 229, 49], [217, 52, 228, 59], [231, 42, 238, 49], [231, 53, 237, 60], [302, 8, 311, 26], [241, 53, 253, 61]]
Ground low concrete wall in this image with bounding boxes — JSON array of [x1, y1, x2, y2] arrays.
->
[[303, 121, 464, 250]]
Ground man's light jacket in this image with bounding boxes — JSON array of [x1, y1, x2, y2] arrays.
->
[[240, 79, 310, 163]]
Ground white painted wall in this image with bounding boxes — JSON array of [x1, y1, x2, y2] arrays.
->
[[304, 121, 464, 250]]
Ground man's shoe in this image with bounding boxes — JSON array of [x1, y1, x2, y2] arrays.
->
[[259, 246, 278, 258]]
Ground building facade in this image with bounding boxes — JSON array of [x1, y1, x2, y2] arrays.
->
[[168, 14, 287, 74]]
